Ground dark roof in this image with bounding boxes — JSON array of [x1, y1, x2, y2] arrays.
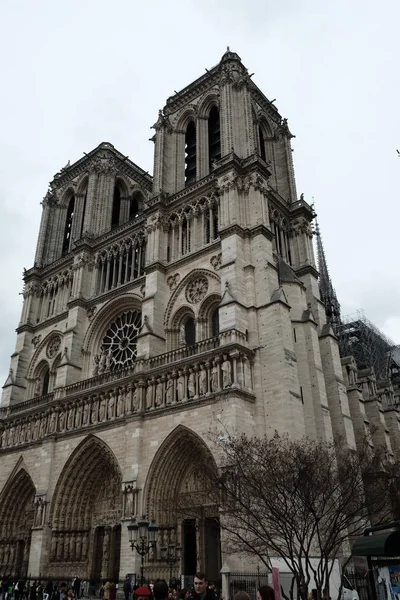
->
[[352, 530, 400, 557]]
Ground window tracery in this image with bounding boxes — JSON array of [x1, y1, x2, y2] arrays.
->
[[97, 310, 142, 371]]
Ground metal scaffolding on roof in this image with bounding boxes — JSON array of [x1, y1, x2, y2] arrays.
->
[[336, 309, 397, 379]]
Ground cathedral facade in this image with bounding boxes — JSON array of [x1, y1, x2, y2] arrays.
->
[[0, 49, 398, 584]]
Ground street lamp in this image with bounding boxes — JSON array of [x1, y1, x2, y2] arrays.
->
[[161, 541, 182, 585], [127, 517, 159, 585]]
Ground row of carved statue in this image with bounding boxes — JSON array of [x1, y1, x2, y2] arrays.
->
[[49, 531, 90, 563], [0, 353, 253, 450], [0, 539, 29, 569]]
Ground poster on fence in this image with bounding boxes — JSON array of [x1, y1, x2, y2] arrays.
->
[[272, 567, 281, 600]]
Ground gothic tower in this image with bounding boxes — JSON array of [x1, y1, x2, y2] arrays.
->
[[0, 50, 358, 581]]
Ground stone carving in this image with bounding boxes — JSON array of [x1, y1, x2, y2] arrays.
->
[[221, 356, 232, 388], [124, 483, 135, 518], [211, 364, 219, 392], [210, 253, 222, 271], [199, 364, 207, 395], [47, 335, 62, 359], [167, 273, 180, 290], [166, 376, 174, 404], [32, 334, 42, 348], [155, 379, 163, 407], [146, 380, 153, 410], [179, 324, 186, 347], [177, 370, 185, 401], [34, 496, 46, 528], [188, 370, 195, 399], [186, 277, 209, 304]]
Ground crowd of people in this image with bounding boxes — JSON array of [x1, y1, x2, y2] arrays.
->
[[0, 572, 275, 600]]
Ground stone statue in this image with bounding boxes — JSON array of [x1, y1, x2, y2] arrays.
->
[[199, 364, 207, 395], [39, 414, 47, 438], [125, 484, 134, 517], [51, 534, 57, 559], [105, 348, 113, 371], [91, 398, 98, 423], [35, 498, 44, 527], [93, 353, 100, 376], [221, 356, 232, 388], [74, 403, 82, 427], [76, 533, 82, 561], [33, 416, 40, 439], [165, 376, 174, 404], [132, 385, 139, 412], [177, 370, 185, 401], [82, 533, 88, 558], [67, 406, 74, 429], [83, 400, 90, 425], [107, 391, 115, 419], [211, 364, 219, 392], [125, 386, 132, 413], [103, 528, 110, 560], [179, 324, 186, 347], [146, 380, 153, 410], [59, 409, 66, 431], [99, 394, 106, 421], [35, 377, 42, 396], [188, 370, 195, 398], [116, 389, 124, 417], [48, 411, 57, 434], [155, 379, 163, 407], [98, 349, 107, 374]]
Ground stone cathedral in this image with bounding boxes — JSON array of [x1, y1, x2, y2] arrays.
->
[[0, 49, 398, 583]]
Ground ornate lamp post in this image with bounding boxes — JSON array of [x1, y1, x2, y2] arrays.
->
[[128, 517, 159, 585], [161, 542, 182, 586]]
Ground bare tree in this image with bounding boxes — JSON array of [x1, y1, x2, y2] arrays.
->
[[181, 430, 397, 600]]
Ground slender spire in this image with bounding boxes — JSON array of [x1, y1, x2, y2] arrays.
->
[[315, 218, 341, 331]]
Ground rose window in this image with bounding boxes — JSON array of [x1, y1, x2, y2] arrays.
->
[[186, 277, 209, 304], [101, 311, 141, 370], [46, 336, 62, 359]]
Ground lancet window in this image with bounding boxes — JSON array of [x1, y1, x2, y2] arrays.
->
[[166, 195, 219, 262], [62, 195, 75, 256], [111, 186, 121, 229], [34, 268, 74, 322], [259, 127, 266, 161], [94, 233, 146, 295], [270, 209, 292, 265], [185, 121, 197, 186], [208, 106, 221, 169]]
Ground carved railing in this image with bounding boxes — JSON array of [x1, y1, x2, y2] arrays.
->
[[0, 340, 254, 451]]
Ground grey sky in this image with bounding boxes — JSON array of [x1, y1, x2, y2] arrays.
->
[[0, 0, 399, 387]]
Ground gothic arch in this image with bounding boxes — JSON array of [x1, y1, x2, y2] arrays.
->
[[60, 185, 76, 208], [76, 174, 89, 195], [197, 91, 220, 118], [114, 174, 130, 197], [82, 293, 142, 356], [27, 330, 64, 379], [50, 435, 122, 530], [199, 293, 221, 339], [0, 459, 35, 577], [164, 268, 221, 328], [174, 105, 197, 132], [144, 425, 217, 524]]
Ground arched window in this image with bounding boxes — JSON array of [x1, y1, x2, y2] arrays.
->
[[208, 106, 221, 169], [62, 195, 75, 256], [259, 126, 266, 161], [185, 318, 196, 346], [185, 121, 196, 186], [129, 193, 140, 220], [80, 188, 88, 238], [42, 369, 50, 395], [211, 308, 220, 338], [111, 186, 121, 229]]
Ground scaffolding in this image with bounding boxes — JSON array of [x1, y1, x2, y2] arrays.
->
[[336, 309, 397, 380]]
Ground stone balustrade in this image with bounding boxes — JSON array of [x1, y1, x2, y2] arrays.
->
[[0, 340, 254, 450]]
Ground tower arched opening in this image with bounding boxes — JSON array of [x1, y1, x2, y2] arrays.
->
[[185, 121, 196, 186], [62, 195, 75, 256], [208, 106, 221, 169]]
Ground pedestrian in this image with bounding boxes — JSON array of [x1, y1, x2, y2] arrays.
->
[[257, 586, 275, 600], [191, 574, 215, 600], [153, 581, 169, 600]]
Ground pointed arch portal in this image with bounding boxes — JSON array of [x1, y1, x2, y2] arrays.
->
[[0, 467, 35, 578], [145, 426, 221, 584], [49, 435, 122, 580]]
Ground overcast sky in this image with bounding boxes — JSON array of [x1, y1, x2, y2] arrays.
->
[[0, 0, 399, 387]]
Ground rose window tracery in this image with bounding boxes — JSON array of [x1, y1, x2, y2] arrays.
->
[[46, 336, 62, 359], [101, 310, 141, 370], [186, 277, 209, 304]]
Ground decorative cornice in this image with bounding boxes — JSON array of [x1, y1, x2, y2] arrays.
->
[[295, 264, 319, 279]]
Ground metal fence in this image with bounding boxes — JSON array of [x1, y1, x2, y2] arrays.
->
[[228, 572, 270, 600], [344, 569, 373, 600]]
